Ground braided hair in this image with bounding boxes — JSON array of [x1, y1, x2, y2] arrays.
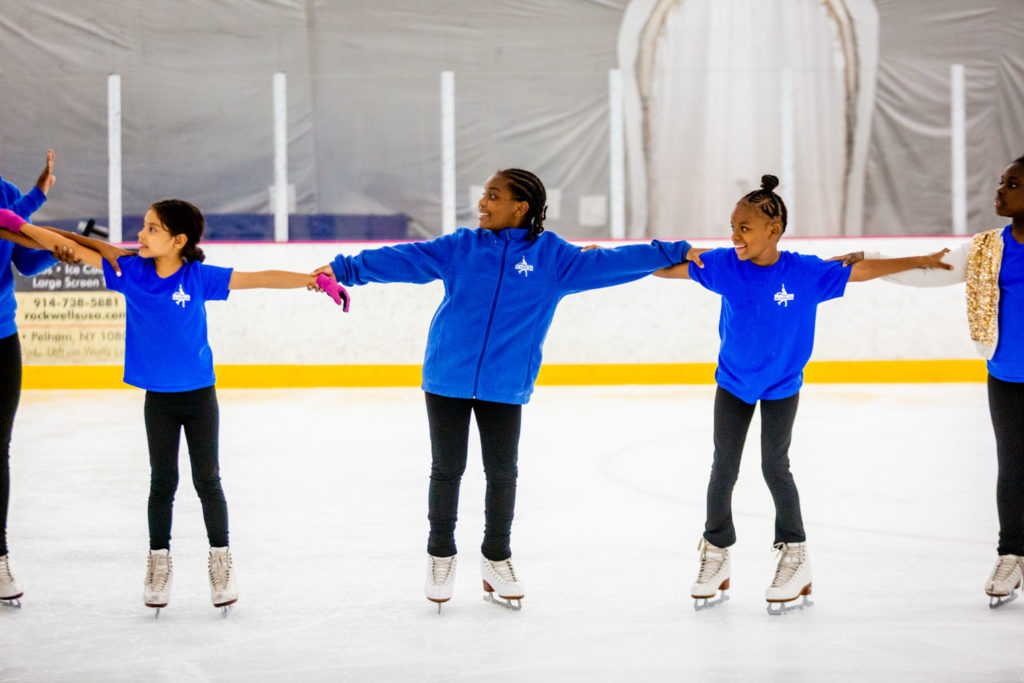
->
[[149, 199, 207, 262], [496, 168, 547, 239], [741, 174, 789, 233]]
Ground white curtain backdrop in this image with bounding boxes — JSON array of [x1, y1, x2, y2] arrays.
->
[[646, 0, 847, 238]]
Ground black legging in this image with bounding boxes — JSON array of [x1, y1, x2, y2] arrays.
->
[[703, 385, 804, 548], [144, 385, 228, 550], [989, 374, 1024, 556], [424, 392, 521, 562], [0, 333, 21, 557]]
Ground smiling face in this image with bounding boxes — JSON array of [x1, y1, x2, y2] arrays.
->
[[478, 175, 528, 231], [730, 200, 782, 266], [995, 161, 1024, 220], [137, 208, 185, 260]]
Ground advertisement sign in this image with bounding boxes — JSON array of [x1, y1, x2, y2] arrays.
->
[[13, 262, 124, 364]]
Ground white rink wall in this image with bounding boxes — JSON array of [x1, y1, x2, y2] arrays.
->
[[201, 236, 977, 366]]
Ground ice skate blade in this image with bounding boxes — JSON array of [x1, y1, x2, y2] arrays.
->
[[693, 591, 729, 611], [217, 602, 235, 618], [427, 597, 450, 615], [766, 594, 813, 616], [988, 590, 1019, 609], [483, 592, 522, 611], [1, 597, 22, 609]]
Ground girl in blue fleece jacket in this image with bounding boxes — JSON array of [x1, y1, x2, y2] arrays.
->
[[315, 168, 696, 610], [0, 149, 58, 606]]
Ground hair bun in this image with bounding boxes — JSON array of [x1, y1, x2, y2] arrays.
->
[[760, 174, 780, 192]]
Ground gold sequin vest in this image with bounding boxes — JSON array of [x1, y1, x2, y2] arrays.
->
[[966, 229, 1003, 355]]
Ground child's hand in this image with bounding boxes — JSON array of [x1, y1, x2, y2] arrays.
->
[[686, 247, 709, 269], [316, 272, 350, 311], [53, 244, 80, 264], [35, 149, 56, 195], [311, 264, 336, 281], [97, 241, 131, 276], [580, 244, 601, 251], [827, 251, 864, 267], [0, 209, 27, 233], [308, 265, 335, 291], [920, 248, 953, 270]]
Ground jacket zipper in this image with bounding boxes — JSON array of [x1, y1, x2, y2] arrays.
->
[[473, 235, 510, 398]]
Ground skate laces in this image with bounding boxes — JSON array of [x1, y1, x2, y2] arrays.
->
[[488, 558, 519, 584], [147, 552, 171, 591], [770, 543, 805, 588], [430, 556, 455, 584], [209, 550, 232, 591], [990, 555, 1022, 584], [696, 540, 727, 584], [0, 555, 14, 584]]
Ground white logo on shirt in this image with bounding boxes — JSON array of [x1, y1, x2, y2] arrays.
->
[[172, 284, 191, 308], [774, 284, 794, 307], [515, 256, 534, 277]]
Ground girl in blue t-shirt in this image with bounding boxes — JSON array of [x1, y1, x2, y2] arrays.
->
[[0, 149, 59, 607], [312, 168, 696, 611], [1, 199, 346, 616], [655, 174, 949, 615], [836, 154, 1024, 608]]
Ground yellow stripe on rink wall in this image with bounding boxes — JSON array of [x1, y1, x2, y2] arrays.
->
[[21, 360, 986, 390]]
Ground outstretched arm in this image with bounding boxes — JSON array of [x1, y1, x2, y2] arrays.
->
[[230, 269, 349, 309], [0, 226, 51, 252], [831, 245, 968, 287], [46, 227, 133, 272], [0, 211, 132, 274], [319, 235, 457, 288], [0, 211, 119, 273], [653, 262, 691, 279], [847, 249, 953, 282], [652, 247, 711, 280], [556, 239, 698, 293], [18, 223, 108, 271], [229, 270, 318, 290]]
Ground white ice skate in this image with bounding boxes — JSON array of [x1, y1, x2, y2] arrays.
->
[[985, 554, 1023, 609], [0, 553, 23, 609], [209, 546, 238, 617], [765, 542, 813, 615], [144, 549, 173, 618], [480, 555, 524, 610], [425, 554, 457, 613], [691, 538, 730, 611]]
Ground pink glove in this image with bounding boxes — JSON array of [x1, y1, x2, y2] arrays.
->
[[317, 272, 350, 312], [0, 209, 27, 233]]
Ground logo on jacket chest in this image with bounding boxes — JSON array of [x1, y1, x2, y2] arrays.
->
[[514, 256, 534, 277], [172, 284, 191, 308], [773, 283, 794, 307]]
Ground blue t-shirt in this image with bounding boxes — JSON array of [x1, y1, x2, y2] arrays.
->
[[989, 226, 1024, 382], [690, 248, 851, 404], [103, 256, 233, 392]]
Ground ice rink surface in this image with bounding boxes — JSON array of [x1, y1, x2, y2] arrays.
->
[[2, 383, 1023, 682]]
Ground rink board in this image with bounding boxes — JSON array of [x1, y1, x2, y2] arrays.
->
[[21, 359, 987, 389]]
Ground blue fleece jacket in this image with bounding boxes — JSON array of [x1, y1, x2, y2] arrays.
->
[[1, 175, 52, 338], [331, 227, 690, 404], [0, 175, 47, 220]]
